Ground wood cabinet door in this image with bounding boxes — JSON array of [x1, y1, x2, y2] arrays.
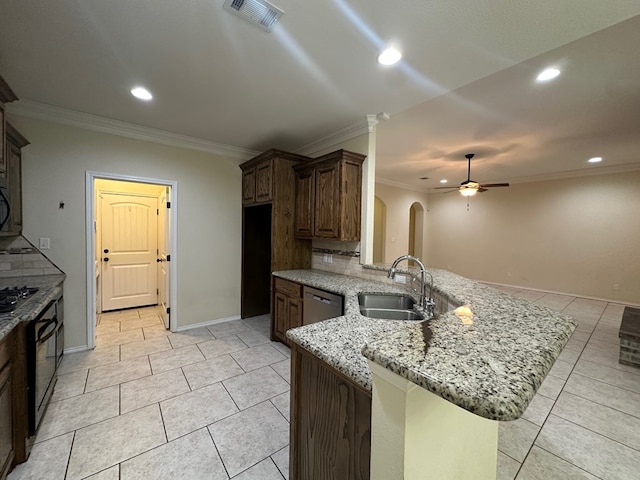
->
[[292, 348, 371, 480], [294, 169, 314, 238], [242, 167, 256, 204], [273, 291, 288, 342], [314, 163, 340, 238], [0, 361, 13, 479], [255, 160, 273, 203], [288, 297, 302, 329], [6, 141, 22, 233]]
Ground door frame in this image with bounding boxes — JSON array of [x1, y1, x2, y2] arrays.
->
[[85, 170, 178, 349]]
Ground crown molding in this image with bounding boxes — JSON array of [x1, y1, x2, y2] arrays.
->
[[376, 176, 430, 193], [294, 116, 372, 156], [504, 162, 640, 184], [6, 100, 259, 162]]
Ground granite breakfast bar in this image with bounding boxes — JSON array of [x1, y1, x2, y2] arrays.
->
[[279, 268, 577, 480]]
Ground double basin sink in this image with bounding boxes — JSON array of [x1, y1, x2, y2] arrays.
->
[[358, 293, 425, 321]]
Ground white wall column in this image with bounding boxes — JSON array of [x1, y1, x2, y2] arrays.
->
[[360, 114, 378, 265], [368, 360, 498, 480]]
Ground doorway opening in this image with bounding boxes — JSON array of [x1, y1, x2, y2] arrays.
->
[[86, 171, 178, 349], [408, 202, 425, 262], [373, 196, 386, 263], [241, 203, 272, 318]]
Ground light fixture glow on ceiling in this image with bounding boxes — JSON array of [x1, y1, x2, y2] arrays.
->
[[377, 47, 401, 66], [440, 179, 448, 184], [536, 67, 560, 82], [460, 186, 478, 197], [588, 156, 603, 163], [131, 87, 153, 101]]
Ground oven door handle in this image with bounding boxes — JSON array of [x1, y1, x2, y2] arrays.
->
[[37, 318, 58, 343]]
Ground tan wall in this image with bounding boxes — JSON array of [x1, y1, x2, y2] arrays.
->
[[374, 183, 430, 264], [426, 170, 640, 304], [14, 116, 242, 349]]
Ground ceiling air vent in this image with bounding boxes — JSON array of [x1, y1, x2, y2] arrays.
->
[[223, 0, 284, 32]]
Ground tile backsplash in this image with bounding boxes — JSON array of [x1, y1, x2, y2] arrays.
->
[[0, 235, 63, 277]]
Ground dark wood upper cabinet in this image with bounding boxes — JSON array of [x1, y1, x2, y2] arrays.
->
[[242, 167, 256, 204], [241, 155, 275, 205], [255, 160, 273, 203], [4, 124, 28, 235], [294, 149, 365, 241], [0, 75, 19, 189], [293, 167, 314, 238]]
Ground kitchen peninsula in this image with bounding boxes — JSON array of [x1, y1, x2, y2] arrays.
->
[[279, 267, 576, 480]]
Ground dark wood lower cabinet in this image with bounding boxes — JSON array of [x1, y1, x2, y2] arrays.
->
[[0, 333, 14, 480], [290, 345, 371, 480], [272, 277, 302, 346]]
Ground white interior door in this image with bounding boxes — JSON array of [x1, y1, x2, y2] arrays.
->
[[101, 192, 158, 311], [158, 188, 171, 328]]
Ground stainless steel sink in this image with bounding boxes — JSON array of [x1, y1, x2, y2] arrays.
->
[[359, 307, 424, 321], [357, 294, 424, 321], [358, 294, 416, 309]]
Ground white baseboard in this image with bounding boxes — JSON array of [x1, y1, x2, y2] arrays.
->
[[63, 345, 90, 354], [174, 314, 242, 332]]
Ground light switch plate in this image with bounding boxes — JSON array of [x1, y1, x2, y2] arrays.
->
[[395, 274, 406, 284], [39, 237, 50, 250]]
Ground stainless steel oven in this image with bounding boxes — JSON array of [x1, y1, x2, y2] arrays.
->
[[27, 296, 63, 435]]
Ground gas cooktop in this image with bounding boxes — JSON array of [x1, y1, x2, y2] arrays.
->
[[0, 286, 39, 314]]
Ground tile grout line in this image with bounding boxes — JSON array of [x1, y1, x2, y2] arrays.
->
[[530, 444, 607, 480], [63, 430, 76, 480], [206, 427, 231, 479]]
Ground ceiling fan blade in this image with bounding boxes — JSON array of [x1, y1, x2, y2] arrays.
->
[[479, 183, 510, 188], [477, 188, 488, 193], [432, 186, 458, 190]]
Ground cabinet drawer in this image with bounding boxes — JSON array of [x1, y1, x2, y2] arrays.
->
[[274, 278, 302, 298]]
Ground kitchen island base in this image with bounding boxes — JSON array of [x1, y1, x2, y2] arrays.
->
[[368, 360, 498, 480]]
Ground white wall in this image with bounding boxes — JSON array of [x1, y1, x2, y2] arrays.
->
[[14, 116, 242, 348], [426, 170, 640, 304], [374, 183, 430, 264]]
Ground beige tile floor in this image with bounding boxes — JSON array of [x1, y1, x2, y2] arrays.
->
[[8, 288, 640, 479]]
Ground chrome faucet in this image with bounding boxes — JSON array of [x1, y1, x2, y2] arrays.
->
[[388, 255, 435, 315]]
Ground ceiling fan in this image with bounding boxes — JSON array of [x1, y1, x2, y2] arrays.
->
[[434, 153, 509, 196]]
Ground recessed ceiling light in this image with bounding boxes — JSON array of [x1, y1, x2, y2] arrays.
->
[[588, 157, 603, 163], [131, 86, 153, 101], [440, 179, 448, 184], [536, 67, 560, 82], [377, 47, 401, 66]]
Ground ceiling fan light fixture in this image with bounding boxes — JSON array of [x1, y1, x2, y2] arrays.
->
[[536, 67, 560, 82], [459, 186, 478, 197]]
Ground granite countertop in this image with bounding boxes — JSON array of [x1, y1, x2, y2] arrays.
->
[[279, 268, 577, 421], [0, 274, 66, 341]]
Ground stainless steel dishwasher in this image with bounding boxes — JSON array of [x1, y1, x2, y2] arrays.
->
[[303, 286, 344, 325]]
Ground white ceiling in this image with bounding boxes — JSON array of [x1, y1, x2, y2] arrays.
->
[[1, 0, 639, 188]]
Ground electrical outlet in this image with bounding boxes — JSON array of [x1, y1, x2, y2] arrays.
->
[[39, 237, 50, 250], [395, 274, 407, 285], [612, 283, 620, 291], [323, 253, 333, 264]]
